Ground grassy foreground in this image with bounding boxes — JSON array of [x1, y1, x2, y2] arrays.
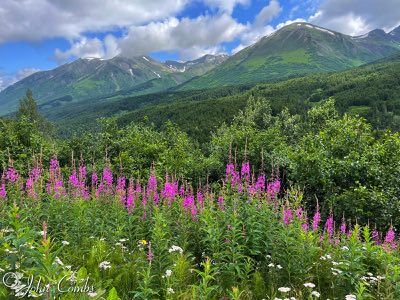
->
[[0, 159, 399, 299]]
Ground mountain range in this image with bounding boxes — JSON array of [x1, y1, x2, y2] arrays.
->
[[0, 22, 399, 115]]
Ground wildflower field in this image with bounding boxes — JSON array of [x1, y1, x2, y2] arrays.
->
[[1, 156, 399, 300]]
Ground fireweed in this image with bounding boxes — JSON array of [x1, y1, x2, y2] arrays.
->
[[0, 157, 399, 299]]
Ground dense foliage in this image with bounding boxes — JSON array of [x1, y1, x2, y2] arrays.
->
[[1, 158, 399, 299], [2, 92, 400, 230], [44, 54, 400, 142]]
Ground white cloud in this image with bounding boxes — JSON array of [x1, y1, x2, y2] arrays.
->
[[202, 0, 250, 14], [119, 14, 246, 60], [54, 38, 105, 63], [232, 0, 284, 53], [0, 0, 189, 43], [0, 68, 40, 91], [254, 0, 282, 27], [309, 0, 400, 36]]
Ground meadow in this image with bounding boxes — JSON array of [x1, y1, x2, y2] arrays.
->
[[1, 156, 399, 299]]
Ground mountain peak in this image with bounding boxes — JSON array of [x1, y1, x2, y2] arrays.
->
[[390, 25, 400, 41]]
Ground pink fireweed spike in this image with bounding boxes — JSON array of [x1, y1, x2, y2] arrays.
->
[[217, 196, 225, 211], [295, 207, 303, 219], [325, 211, 334, 237], [225, 162, 235, 183], [126, 178, 135, 214], [5, 161, 19, 183], [191, 203, 198, 219], [197, 190, 204, 210], [162, 178, 178, 206], [372, 228, 381, 245], [116, 176, 126, 205], [283, 208, 293, 225], [302, 222, 309, 232], [147, 241, 153, 264], [340, 220, 347, 235], [0, 182, 6, 199], [96, 167, 113, 197], [312, 206, 321, 233], [26, 166, 42, 199], [183, 194, 194, 210], [266, 178, 281, 200], [241, 161, 250, 184], [255, 174, 265, 193], [384, 225, 396, 251], [46, 158, 65, 198]]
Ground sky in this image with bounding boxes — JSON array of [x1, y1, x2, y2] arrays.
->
[[0, 0, 399, 90]]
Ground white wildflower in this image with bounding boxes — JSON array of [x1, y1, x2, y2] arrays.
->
[[88, 292, 97, 297], [345, 295, 357, 300], [268, 263, 275, 268], [341, 246, 349, 251], [54, 257, 64, 266], [304, 282, 315, 288], [99, 261, 111, 270], [311, 291, 320, 298], [277, 264, 283, 269], [278, 287, 291, 293], [167, 288, 174, 294], [165, 269, 172, 277], [168, 245, 183, 254], [61, 241, 69, 246]]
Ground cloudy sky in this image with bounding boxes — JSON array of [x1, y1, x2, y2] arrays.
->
[[0, 0, 399, 90]]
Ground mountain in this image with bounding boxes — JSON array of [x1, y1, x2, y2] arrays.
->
[[48, 54, 400, 141], [180, 22, 400, 90], [1, 22, 399, 115], [0, 54, 227, 114], [389, 25, 400, 41]]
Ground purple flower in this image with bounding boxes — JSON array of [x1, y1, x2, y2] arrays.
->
[[218, 196, 225, 211], [372, 228, 381, 245], [6, 166, 19, 183], [325, 212, 334, 237], [183, 194, 194, 210], [340, 221, 346, 235], [283, 208, 293, 225], [0, 183, 6, 199], [126, 178, 135, 214], [241, 161, 250, 183], [266, 178, 280, 200], [313, 207, 321, 233], [116, 176, 126, 205]]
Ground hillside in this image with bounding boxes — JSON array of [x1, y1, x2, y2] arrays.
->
[[46, 54, 400, 142], [180, 23, 400, 90], [1, 23, 399, 116], [0, 54, 227, 114]]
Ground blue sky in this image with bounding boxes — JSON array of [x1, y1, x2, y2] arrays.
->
[[0, 0, 399, 90]]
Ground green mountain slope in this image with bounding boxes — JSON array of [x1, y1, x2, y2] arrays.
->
[[48, 54, 400, 142], [0, 54, 227, 114], [180, 23, 400, 90]]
